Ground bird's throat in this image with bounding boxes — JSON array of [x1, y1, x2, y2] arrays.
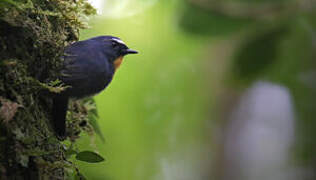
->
[[113, 56, 124, 71]]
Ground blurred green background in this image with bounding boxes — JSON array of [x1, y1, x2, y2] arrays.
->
[[75, 0, 316, 179]]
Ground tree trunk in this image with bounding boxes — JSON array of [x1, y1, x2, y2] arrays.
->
[[0, 0, 95, 179]]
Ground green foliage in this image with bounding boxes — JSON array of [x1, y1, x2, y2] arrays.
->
[[179, 1, 252, 36], [181, 0, 316, 172], [85, 98, 105, 142], [75, 151, 105, 163], [232, 25, 288, 83], [0, 0, 96, 179]]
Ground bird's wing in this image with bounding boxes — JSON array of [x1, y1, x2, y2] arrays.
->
[[60, 55, 113, 98]]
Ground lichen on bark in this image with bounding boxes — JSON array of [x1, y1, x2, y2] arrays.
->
[[0, 0, 96, 179]]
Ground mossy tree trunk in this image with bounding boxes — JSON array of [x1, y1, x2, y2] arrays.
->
[[0, 0, 95, 179]]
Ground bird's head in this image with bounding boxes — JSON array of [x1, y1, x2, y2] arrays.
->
[[93, 36, 138, 71]]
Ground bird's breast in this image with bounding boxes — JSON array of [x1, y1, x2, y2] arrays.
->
[[113, 56, 124, 71]]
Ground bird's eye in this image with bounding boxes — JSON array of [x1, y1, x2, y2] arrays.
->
[[111, 41, 118, 48]]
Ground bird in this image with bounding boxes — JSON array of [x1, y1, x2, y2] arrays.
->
[[52, 36, 138, 139]]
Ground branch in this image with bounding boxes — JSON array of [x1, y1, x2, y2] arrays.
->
[[189, 0, 316, 20]]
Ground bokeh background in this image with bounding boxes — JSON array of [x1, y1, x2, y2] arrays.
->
[[74, 0, 316, 179]]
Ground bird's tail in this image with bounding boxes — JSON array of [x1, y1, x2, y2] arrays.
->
[[52, 95, 69, 139]]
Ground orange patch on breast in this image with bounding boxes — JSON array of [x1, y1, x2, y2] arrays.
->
[[113, 56, 124, 71]]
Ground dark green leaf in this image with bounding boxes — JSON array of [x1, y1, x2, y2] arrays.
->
[[76, 151, 105, 163], [232, 25, 288, 83], [179, 1, 252, 36]]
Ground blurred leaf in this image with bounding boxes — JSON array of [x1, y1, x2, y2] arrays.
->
[[232, 25, 288, 83], [75, 151, 105, 163], [266, 15, 316, 164], [88, 113, 105, 143], [232, 0, 289, 2], [179, 1, 253, 36], [84, 98, 105, 142]]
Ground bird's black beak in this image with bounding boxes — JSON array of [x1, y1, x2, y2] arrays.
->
[[123, 49, 138, 55]]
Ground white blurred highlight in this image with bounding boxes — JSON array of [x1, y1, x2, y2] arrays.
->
[[88, 0, 158, 18], [223, 81, 296, 180], [87, 0, 103, 14], [154, 145, 212, 180]]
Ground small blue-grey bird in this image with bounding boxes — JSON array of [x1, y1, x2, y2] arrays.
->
[[52, 36, 138, 138]]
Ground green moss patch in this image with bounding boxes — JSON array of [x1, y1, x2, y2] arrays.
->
[[0, 0, 96, 179]]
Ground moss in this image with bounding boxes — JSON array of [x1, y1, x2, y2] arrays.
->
[[0, 0, 96, 179]]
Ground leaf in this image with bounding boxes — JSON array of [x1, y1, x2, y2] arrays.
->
[[88, 113, 105, 142], [232, 25, 288, 83], [179, 2, 252, 36], [84, 98, 105, 142], [75, 151, 105, 163]]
